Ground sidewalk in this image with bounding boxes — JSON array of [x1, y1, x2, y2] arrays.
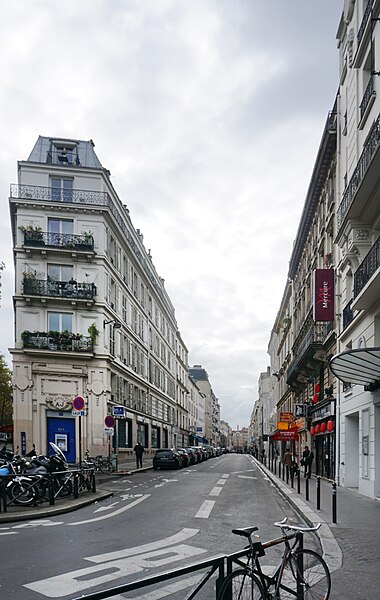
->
[[253, 457, 380, 598]]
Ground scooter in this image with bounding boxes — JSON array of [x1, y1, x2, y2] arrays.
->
[[23, 442, 73, 500]]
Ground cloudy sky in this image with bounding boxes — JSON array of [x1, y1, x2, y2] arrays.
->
[[0, 0, 343, 428]]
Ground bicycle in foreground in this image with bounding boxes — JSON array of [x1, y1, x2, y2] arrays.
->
[[218, 517, 331, 599]]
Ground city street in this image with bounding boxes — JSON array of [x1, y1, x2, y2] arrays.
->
[[0, 454, 314, 599]]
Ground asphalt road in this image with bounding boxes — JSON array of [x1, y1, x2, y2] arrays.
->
[[1, 453, 319, 599]]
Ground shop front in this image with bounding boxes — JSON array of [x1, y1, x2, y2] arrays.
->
[[309, 399, 335, 480]]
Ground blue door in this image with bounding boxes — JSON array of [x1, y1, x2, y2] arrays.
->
[[47, 416, 76, 463]]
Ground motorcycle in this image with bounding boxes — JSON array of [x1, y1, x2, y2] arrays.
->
[[0, 451, 37, 506]]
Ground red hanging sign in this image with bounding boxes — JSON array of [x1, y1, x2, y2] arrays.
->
[[313, 269, 335, 321]]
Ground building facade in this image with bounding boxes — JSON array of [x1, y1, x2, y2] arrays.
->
[[10, 137, 181, 461]]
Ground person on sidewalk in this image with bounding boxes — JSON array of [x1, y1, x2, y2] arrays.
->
[[283, 447, 292, 479], [133, 441, 145, 469], [301, 445, 314, 478]]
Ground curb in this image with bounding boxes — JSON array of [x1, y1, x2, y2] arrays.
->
[[251, 456, 343, 573], [0, 490, 113, 523]]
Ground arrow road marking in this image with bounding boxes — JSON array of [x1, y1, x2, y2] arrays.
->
[[68, 494, 150, 526], [94, 501, 119, 513], [13, 519, 64, 528], [120, 493, 143, 500]]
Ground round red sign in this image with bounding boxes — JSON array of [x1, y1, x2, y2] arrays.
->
[[104, 415, 115, 428], [73, 396, 85, 411]]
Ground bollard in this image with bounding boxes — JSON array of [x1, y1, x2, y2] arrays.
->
[[290, 470, 294, 489], [286, 468, 289, 485], [317, 476, 321, 510], [274, 459, 277, 476], [74, 473, 79, 499], [305, 476, 309, 501], [332, 482, 337, 523], [91, 469, 96, 493], [48, 475, 55, 505], [297, 469, 300, 494], [2, 484, 7, 512]]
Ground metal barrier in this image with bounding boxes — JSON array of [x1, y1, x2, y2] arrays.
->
[[71, 553, 227, 600], [0, 466, 96, 512]]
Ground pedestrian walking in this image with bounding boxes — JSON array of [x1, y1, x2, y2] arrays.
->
[[283, 447, 292, 479], [133, 441, 145, 469], [301, 445, 314, 478]]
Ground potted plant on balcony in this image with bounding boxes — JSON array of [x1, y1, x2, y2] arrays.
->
[[88, 322, 99, 348], [75, 230, 94, 251], [18, 225, 44, 246]]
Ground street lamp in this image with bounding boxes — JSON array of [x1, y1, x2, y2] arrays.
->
[[103, 319, 122, 328]]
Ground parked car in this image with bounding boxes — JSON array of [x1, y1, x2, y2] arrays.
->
[[175, 448, 190, 467], [153, 449, 183, 470], [184, 447, 197, 465], [190, 447, 203, 463]]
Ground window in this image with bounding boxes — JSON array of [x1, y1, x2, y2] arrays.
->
[[51, 178, 73, 202], [48, 218, 73, 235], [48, 312, 72, 332], [48, 264, 73, 282]]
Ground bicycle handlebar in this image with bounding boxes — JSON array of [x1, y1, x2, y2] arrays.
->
[[273, 517, 321, 532]]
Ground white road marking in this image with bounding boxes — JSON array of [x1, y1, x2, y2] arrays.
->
[[94, 501, 119, 512], [209, 487, 222, 497], [238, 475, 257, 480], [217, 478, 227, 485], [0, 531, 18, 536], [154, 478, 177, 488], [126, 574, 203, 599], [194, 500, 215, 518], [13, 519, 64, 528], [24, 543, 206, 598], [86, 528, 200, 563], [68, 494, 150, 525], [221, 474, 229, 478]]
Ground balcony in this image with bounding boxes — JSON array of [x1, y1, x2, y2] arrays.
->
[[337, 114, 380, 232], [359, 76, 376, 125], [10, 184, 108, 206], [22, 331, 93, 352], [287, 318, 330, 387], [342, 299, 355, 330], [22, 277, 96, 301], [353, 235, 380, 309], [46, 149, 81, 166], [23, 230, 94, 252]]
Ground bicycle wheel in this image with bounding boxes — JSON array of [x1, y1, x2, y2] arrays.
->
[[279, 549, 331, 599], [7, 481, 36, 505], [218, 569, 266, 600]]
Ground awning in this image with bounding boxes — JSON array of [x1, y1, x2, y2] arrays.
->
[[329, 347, 380, 386]]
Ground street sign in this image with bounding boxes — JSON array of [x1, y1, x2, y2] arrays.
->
[[104, 427, 114, 436], [112, 406, 126, 417], [73, 396, 85, 411], [72, 410, 87, 416], [104, 415, 115, 428]]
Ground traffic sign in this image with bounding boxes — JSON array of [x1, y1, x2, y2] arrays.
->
[[104, 427, 114, 436], [112, 406, 126, 417], [73, 396, 85, 411], [104, 415, 115, 428]]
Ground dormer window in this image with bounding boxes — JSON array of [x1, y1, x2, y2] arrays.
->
[[47, 140, 80, 166]]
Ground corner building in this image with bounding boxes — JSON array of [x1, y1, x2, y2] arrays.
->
[[9, 137, 178, 462]]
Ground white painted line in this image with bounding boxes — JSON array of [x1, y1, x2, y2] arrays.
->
[[209, 487, 222, 497], [86, 528, 200, 563], [68, 494, 150, 526], [221, 474, 229, 478], [238, 475, 257, 480], [217, 478, 227, 485], [127, 574, 203, 599], [0, 531, 18, 536], [194, 500, 215, 518]]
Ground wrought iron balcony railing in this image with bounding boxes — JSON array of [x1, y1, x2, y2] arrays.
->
[[22, 331, 93, 352], [46, 150, 81, 166], [354, 234, 380, 297], [22, 278, 96, 300], [359, 75, 376, 121], [23, 230, 94, 251], [10, 184, 109, 206], [337, 114, 380, 228], [293, 317, 329, 359], [358, 0, 373, 47]]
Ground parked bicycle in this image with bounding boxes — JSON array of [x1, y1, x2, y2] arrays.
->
[[83, 452, 116, 474], [218, 517, 330, 599]]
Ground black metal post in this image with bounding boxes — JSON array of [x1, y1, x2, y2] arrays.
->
[[296, 533, 304, 599], [286, 467, 289, 485], [305, 476, 309, 501], [91, 469, 96, 493], [2, 484, 7, 512], [332, 482, 337, 523], [74, 473, 79, 499], [297, 469, 301, 494], [317, 476, 321, 510], [274, 458, 277, 476], [291, 470, 294, 489], [48, 475, 55, 505]]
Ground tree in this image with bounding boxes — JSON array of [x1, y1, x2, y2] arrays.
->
[[0, 354, 12, 427]]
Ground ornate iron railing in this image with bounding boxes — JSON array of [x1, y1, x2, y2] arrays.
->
[[22, 331, 93, 352], [354, 234, 380, 297], [23, 278, 96, 300], [23, 230, 94, 251], [293, 317, 328, 358], [46, 149, 81, 166], [10, 184, 109, 205], [358, 0, 373, 46], [337, 114, 380, 228], [359, 75, 375, 121]]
